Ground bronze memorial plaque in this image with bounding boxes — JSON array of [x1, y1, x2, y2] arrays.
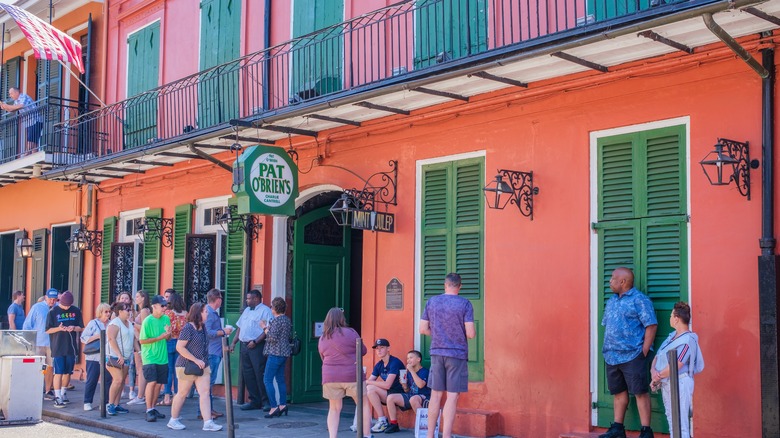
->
[[386, 278, 403, 310]]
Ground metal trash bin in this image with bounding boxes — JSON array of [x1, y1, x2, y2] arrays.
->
[[0, 330, 43, 425]]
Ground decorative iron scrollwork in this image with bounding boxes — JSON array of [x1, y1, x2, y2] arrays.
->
[[138, 217, 174, 248], [218, 205, 263, 241]]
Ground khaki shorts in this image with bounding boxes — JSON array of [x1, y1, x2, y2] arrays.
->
[[36, 346, 52, 367], [322, 381, 366, 400], [175, 365, 211, 383]]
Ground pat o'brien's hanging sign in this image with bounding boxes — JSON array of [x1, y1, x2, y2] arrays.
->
[[234, 146, 299, 216]]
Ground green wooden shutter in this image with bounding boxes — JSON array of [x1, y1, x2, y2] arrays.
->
[[1, 57, 21, 100], [595, 124, 687, 432], [12, 230, 26, 294], [68, 224, 84, 305], [291, 0, 343, 98], [101, 217, 117, 303], [415, 0, 488, 69], [224, 202, 246, 316], [30, 229, 48, 296], [420, 157, 484, 381], [126, 22, 160, 148], [142, 208, 162, 293], [198, 0, 241, 126], [172, 204, 192, 293]]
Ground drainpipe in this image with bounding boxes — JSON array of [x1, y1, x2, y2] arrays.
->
[[703, 14, 778, 437], [186, 143, 232, 172], [262, 0, 271, 111]]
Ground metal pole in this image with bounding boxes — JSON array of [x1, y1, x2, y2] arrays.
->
[[667, 349, 681, 438], [356, 337, 362, 438], [223, 336, 236, 438], [99, 329, 106, 418]]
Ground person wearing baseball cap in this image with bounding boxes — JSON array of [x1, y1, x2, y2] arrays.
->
[[366, 338, 405, 433], [45, 291, 84, 408], [24, 288, 61, 400]]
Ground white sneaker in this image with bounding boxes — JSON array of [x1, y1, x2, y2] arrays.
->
[[83, 403, 93, 411], [202, 420, 223, 432], [371, 419, 388, 433], [128, 390, 137, 400], [350, 424, 357, 432], [127, 397, 146, 405], [167, 418, 186, 430]]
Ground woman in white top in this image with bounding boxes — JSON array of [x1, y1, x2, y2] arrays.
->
[[80, 302, 112, 411], [106, 302, 135, 415]]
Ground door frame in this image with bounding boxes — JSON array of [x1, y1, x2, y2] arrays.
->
[[588, 116, 692, 425]]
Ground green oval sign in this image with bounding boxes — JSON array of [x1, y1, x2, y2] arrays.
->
[[235, 146, 299, 216]]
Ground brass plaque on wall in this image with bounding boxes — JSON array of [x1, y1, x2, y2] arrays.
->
[[386, 278, 403, 310]]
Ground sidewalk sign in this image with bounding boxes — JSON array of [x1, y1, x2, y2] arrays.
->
[[414, 408, 441, 438]]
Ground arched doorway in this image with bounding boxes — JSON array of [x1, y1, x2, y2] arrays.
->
[[287, 191, 364, 403]]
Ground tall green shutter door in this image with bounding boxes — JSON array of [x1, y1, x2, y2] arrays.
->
[[415, 0, 488, 69], [0, 57, 20, 161], [101, 217, 117, 303], [595, 125, 688, 433], [420, 158, 484, 381], [199, 0, 241, 126], [587, 0, 652, 23], [142, 208, 162, 293], [30, 229, 48, 296], [68, 224, 84, 305], [126, 22, 160, 149], [12, 230, 26, 294], [291, 0, 343, 99], [36, 59, 62, 148], [223, 199, 246, 388], [172, 204, 192, 293]]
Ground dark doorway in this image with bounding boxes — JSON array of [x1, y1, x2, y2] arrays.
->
[[184, 234, 216, 307], [0, 233, 16, 329], [50, 226, 71, 293]]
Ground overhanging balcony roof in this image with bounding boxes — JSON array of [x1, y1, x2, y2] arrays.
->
[[41, 0, 780, 185]]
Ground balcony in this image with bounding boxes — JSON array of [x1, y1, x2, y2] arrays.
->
[[0, 97, 96, 185], [39, 0, 780, 182]]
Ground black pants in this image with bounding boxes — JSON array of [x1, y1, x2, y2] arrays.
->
[[84, 360, 112, 404], [240, 341, 269, 407]]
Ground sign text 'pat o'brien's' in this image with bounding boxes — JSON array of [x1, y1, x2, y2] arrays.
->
[[251, 163, 293, 195]]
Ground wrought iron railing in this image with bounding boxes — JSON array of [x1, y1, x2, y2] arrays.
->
[[0, 96, 96, 165], [50, 0, 710, 169]]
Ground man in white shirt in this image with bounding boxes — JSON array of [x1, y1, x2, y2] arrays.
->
[[229, 289, 272, 411]]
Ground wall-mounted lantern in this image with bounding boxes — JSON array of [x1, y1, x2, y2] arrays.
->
[[217, 205, 263, 241], [137, 217, 174, 248], [483, 169, 539, 220], [699, 138, 760, 200], [66, 218, 103, 256], [15, 236, 33, 258]]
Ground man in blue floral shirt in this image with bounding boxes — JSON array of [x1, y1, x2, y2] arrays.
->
[[1, 87, 43, 154], [600, 267, 658, 438]]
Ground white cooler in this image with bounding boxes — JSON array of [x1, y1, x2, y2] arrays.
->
[[0, 355, 44, 422]]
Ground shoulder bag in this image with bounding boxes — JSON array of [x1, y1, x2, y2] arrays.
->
[[83, 320, 102, 355]]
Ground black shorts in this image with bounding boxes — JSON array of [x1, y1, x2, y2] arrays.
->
[[142, 363, 169, 385], [606, 352, 649, 395]]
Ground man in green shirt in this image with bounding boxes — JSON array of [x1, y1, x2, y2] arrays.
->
[[140, 295, 172, 423]]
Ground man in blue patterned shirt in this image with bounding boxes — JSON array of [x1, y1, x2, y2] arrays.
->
[[600, 267, 658, 438], [2, 87, 43, 154]]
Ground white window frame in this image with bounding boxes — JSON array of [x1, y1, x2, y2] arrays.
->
[[196, 195, 231, 290], [119, 208, 148, 294], [588, 116, 691, 425]]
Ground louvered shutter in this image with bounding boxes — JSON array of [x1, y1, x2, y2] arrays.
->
[[420, 157, 484, 381], [68, 224, 84, 305], [12, 230, 26, 293], [172, 204, 192, 293], [30, 229, 48, 296], [142, 208, 162, 293], [224, 199, 246, 316], [101, 217, 116, 303], [595, 124, 687, 432]]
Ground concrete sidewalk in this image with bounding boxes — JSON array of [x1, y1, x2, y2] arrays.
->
[[42, 379, 418, 438]]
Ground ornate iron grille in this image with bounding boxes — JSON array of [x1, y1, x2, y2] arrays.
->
[[304, 215, 344, 246], [184, 235, 216, 307], [110, 242, 134, 303]]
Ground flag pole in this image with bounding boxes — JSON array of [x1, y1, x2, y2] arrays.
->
[[56, 59, 105, 107]]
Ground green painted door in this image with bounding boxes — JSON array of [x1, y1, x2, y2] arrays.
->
[[126, 22, 160, 148], [587, 0, 652, 23], [291, 206, 351, 403], [199, 0, 241, 126], [595, 125, 688, 433], [420, 158, 484, 381], [291, 0, 343, 100], [415, 0, 488, 69]]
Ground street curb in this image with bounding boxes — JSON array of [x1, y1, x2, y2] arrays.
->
[[43, 410, 161, 438]]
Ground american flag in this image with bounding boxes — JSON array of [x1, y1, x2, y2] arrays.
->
[[0, 4, 84, 74]]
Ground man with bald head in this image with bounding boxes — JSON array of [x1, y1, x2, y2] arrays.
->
[[600, 267, 658, 438]]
